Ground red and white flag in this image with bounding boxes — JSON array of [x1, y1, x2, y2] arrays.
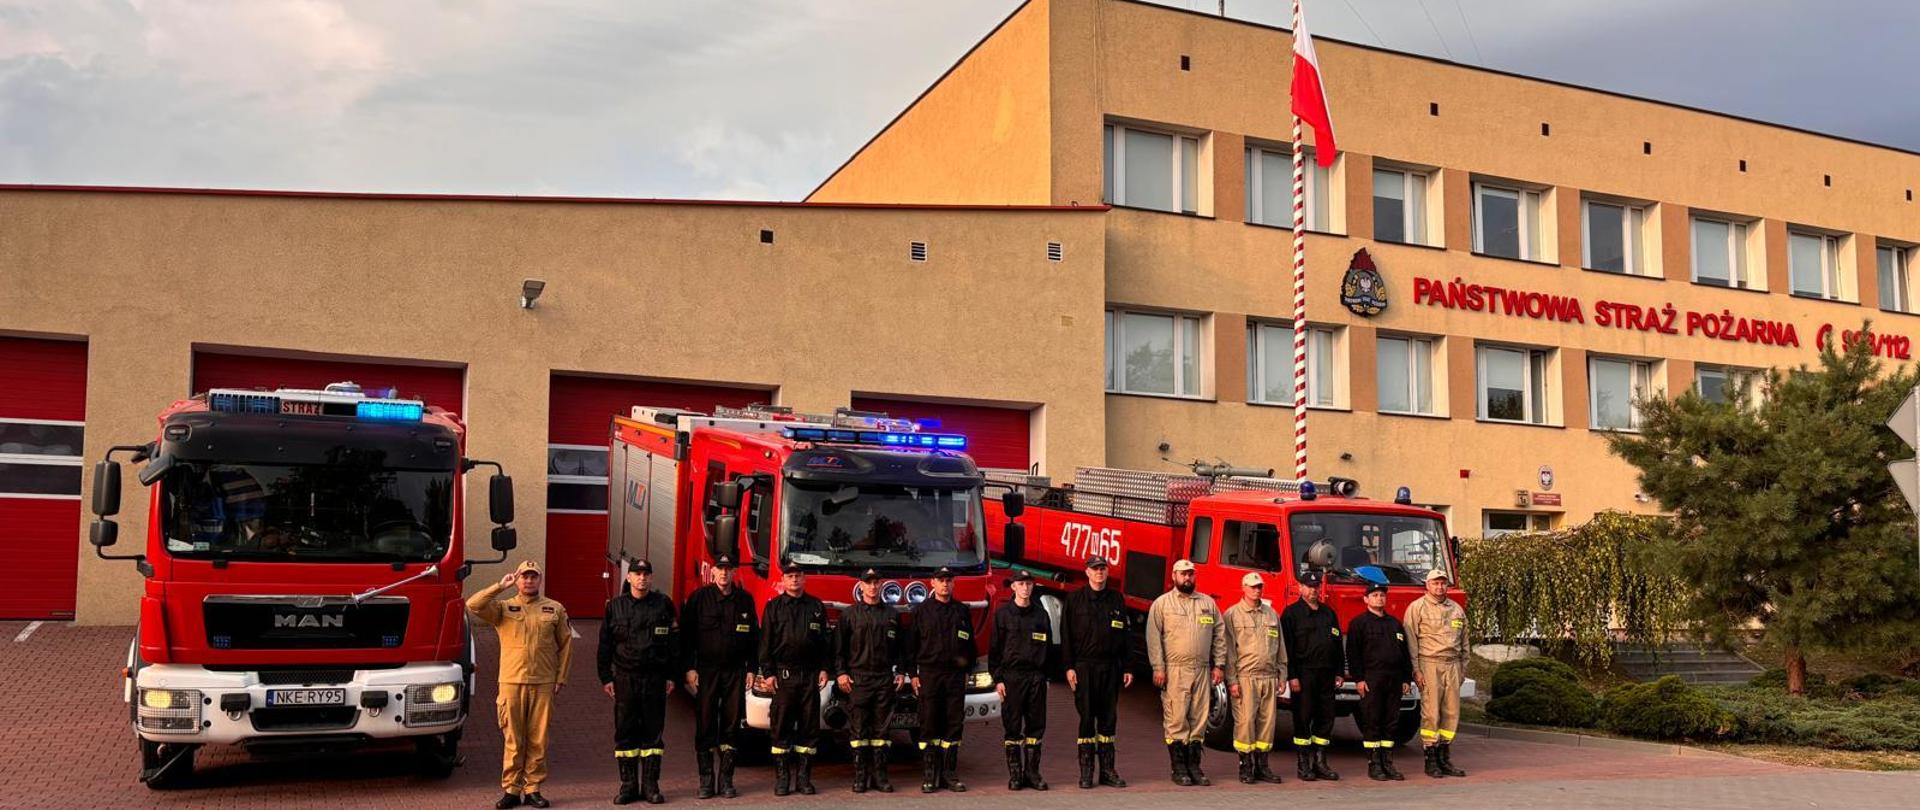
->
[[1290, 0, 1338, 167]]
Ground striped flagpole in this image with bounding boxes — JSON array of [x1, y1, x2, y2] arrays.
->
[[1289, 0, 1310, 485]]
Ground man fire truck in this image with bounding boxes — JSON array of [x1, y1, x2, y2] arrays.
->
[[88, 383, 521, 789], [605, 405, 1006, 749], [985, 465, 1475, 751]]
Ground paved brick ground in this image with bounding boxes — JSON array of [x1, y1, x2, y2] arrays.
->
[[0, 619, 1820, 809]]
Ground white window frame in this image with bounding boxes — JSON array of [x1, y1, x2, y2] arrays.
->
[[1581, 199, 1650, 276], [1247, 322, 1335, 407], [1372, 166, 1430, 246], [1587, 356, 1653, 432], [1476, 345, 1550, 425], [1482, 511, 1552, 537], [1375, 334, 1435, 415], [1106, 308, 1207, 398], [1789, 230, 1846, 301], [546, 443, 610, 515], [1695, 364, 1762, 408], [1104, 123, 1200, 214], [1247, 145, 1331, 231], [1472, 182, 1544, 261], [1879, 244, 1913, 313], [1690, 215, 1754, 289], [0, 417, 86, 501]]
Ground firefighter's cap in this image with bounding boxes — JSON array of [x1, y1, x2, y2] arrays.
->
[[1241, 572, 1264, 588], [932, 567, 956, 579], [627, 559, 653, 574], [1171, 558, 1197, 573], [1365, 581, 1390, 595], [1426, 568, 1451, 583], [1083, 555, 1110, 570], [859, 568, 882, 582], [712, 555, 736, 569], [1298, 569, 1323, 586], [515, 560, 542, 577], [1006, 569, 1035, 584]]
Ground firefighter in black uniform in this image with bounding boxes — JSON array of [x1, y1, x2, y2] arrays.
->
[[837, 568, 906, 794], [1346, 581, 1413, 781], [1060, 554, 1133, 789], [681, 555, 758, 799], [757, 565, 830, 797], [989, 569, 1051, 791], [598, 559, 678, 805], [908, 566, 976, 793], [1280, 569, 1344, 782]]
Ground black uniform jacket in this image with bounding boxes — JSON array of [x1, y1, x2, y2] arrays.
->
[[599, 588, 678, 682]]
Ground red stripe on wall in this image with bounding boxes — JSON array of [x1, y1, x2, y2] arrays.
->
[[850, 396, 1032, 471], [0, 337, 87, 421], [192, 352, 465, 413], [0, 499, 81, 619]]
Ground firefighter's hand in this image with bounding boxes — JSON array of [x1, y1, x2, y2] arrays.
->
[[911, 676, 922, 696], [665, 680, 674, 697], [818, 672, 830, 689], [1334, 675, 1345, 689], [1229, 683, 1241, 700], [893, 674, 907, 689], [1066, 670, 1078, 691], [1355, 681, 1369, 698], [1289, 678, 1302, 694], [1122, 672, 1134, 689], [1402, 682, 1412, 696], [602, 682, 615, 698], [554, 683, 564, 694], [996, 683, 1007, 700], [1414, 673, 1425, 690], [760, 675, 777, 692], [1152, 671, 1166, 689], [1211, 667, 1224, 685], [685, 671, 700, 696], [499, 573, 516, 589], [836, 674, 852, 693]]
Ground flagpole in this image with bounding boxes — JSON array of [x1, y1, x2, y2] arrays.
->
[[1289, 0, 1310, 485]]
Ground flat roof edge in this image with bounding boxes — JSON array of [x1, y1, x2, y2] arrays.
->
[[0, 183, 1107, 212]]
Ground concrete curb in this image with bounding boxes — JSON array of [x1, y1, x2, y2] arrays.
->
[[1459, 722, 1743, 760]]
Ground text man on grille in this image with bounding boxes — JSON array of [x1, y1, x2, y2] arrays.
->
[[1060, 554, 1133, 789], [599, 558, 678, 805], [1221, 572, 1287, 784], [1281, 569, 1344, 781], [758, 565, 830, 796], [988, 569, 1051, 791], [1146, 558, 1226, 787], [908, 566, 976, 793], [468, 560, 572, 810], [837, 568, 906, 794], [681, 555, 758, 798]]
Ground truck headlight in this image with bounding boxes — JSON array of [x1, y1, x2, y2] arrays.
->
[[969, 671, 994, 690], [137, 688, 203, 734], [430, 683, 459, 705], [403, 682, 463, 727], [142, 689, 175, 710]]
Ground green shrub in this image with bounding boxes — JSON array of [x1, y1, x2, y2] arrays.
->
[[1839, 673, 1911, 698], [1488, 677, 1599, 727], [1709, 687, 1920, 751], [1600, 676, 1731, 740], [1748, 668, 1830, 691], [1490, 657, 1581, 697]]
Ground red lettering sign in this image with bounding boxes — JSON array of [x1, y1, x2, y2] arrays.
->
[[279, 400, 322, 416], [1531, 493, 1563, 507]]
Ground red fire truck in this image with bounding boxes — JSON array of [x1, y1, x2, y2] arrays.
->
[[87, 383, 521, 789], [606, 405, 1008, 743], [984, 466, 1475, 749]]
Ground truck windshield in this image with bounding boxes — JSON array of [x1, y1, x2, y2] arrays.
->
[[1288, 512, 1450, 585], [780, 480, 986, 573], [160, 461, 455, 563]]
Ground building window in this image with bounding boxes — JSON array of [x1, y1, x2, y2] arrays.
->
[[1247, 146, 1331, 230], [1104, 123, 1200, 214], [1696, 364, 1761, 407], [1248, 322, 1335, 406], [0, 419, 85, 499], [546, 444, 609, 513], [1879, 245, 1913, 313], [1107, 309, 1206, 397], [1372, 167, 1430, 245], [1473, 182, 1545, 261], [1690, 216, 1755, 289], [1477, 345, 1550, 424], [1588, 356, 1652, 432], [1376, 335, 1435, 415], [1789, 231, 1847, 301], [1483, 511, 1552, 537], [1583, 199, 1650, 275]]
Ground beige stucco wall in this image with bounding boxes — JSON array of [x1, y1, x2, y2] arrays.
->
[[0, 190, 1107, 624]]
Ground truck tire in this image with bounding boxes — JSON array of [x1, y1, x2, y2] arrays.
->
[[415, 729, 461, 779], [139, 738, 196, 790], [1202, 681, 1235, 751]]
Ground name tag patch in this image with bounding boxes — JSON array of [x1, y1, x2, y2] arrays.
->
[[653, 626, 670, 635], [1198, 616, 1215, 625], [507, 605, 522, 613], [1449, 619, 1464, 628], [736, 624, 751, 633], [1031, 632, 1048, 642], [1331, 628, 1341, 636], [1110, 620, 1125, 629], [1396, 632, 1405, 641], [808, 622, 821, 631], [1266, 628, 1280, 638], [542, 605, 556, 614], [886, 629, 896, 638], [957, 630, 971, 640]]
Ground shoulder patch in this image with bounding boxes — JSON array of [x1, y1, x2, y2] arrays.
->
[[1396, 632, 1405, 641], [507, 605, 522, 613], [541, 605, 556, 613]]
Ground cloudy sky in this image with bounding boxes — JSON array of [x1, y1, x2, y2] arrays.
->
[[2, 0, 1914, 200]]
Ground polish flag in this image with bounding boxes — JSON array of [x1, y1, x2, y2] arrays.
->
[[1290, 0, 1338, 167]]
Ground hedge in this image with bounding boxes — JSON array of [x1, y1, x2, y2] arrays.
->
[[1600, 676, 1731, 740]]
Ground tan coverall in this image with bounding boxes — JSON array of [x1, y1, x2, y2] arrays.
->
[[1403, 595, 1468, 747], [1221, 600, 1288, 753], [469, 582, 574, 794], [1146, 590, 1226, 743]]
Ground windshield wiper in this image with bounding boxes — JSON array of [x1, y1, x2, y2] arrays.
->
[[352, 564, 439, 605]]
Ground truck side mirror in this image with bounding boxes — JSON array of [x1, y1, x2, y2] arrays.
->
[[712, 514, 739, 559], [715, 481, 741, 510], [492, 526, 518, 553], [1004, 521, 1026, 562], [90, 519, 119, 548], [92, 461, 122, 517], [1002, 491, 1025, 518], [489, 474, 515, 525]]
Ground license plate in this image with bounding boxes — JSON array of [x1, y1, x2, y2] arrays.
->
[[266, 688, 346, 707]]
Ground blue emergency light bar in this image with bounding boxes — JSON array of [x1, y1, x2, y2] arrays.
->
[[356, 401, 425, 421], [207, 388, 424, 422], [785, 426, 967, 451]]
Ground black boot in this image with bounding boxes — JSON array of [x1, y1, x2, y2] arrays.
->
[[524, 794, 550, 809], [921, 745, 941, 793], [616, 757, 641, 805], [1168, 742, 1192, 786], [1380, 746, 1405, 781], [1438, 743, 1467, 777], [1097, 741, 1127, 788], [1077, 743, 1096, 789], [496, 794, 521, 810], [1186, 742, 1211, 786], [1296, 747, 1317, 781], [1024, 742, 1048, 791], [1367, 747, 1388, 781], [1254, 750, 1283, 784], [1006, 743, 1026, 790], [641, 755, 665, 804], [773, 752, 792, 796], [869, 745, 894, 793], [696, 749, 715, 800], [1312, 744, 1340, 781], [944, 745, 967, 792], [717, 747, 739, 798], [795, 753, 817, 795], [1423, 746, 1444, 778], [852, 746, 870, 794], [1237, 752, 1255, 784]]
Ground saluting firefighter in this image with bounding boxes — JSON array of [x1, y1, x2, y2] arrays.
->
[[468, 560, 573, 810], [1404, 568, 1470, 778], [909, 566, 976, 793], [1221, 572, 1287, 784], [1145, 558, 1226, 787], [1346, 581, 1413, 781], [988, 569, 1051, 791], [1281, 569, 1344, 781], [1060, 554, 1133, 789], [837, 568, 906, 794], [599, 558, 678, 805], [757, 564, 831, 796], [680, 555, 758, 799]]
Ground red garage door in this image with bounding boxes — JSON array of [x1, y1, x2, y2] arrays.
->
[[850, 396, 1032, 472], [0, 337, 88, 619], [192, 351, 465, 413], [545, 375, 773, 616]]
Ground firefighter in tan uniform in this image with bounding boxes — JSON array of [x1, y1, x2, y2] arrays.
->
[[1403, 567, 1469, 779], [1145, 558, 1226, 787], [469, 560, 574, 809], [1221, 572, 1286, 784]]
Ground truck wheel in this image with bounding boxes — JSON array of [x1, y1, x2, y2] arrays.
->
[[415, 730, 461, 779], [1202, 682, 1234, 752], [139, 738, 196, 790], [1393, 705, 1421, 747]]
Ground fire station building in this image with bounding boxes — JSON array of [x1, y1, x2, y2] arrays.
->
[[6, 0, 1920, 623]]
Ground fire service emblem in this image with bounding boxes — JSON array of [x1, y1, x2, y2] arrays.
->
[[1340, 248, 1388, 316]]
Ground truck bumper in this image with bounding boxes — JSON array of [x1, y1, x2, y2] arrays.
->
[[131, 662, 466, 746], [744, 684, 1003, 732]]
